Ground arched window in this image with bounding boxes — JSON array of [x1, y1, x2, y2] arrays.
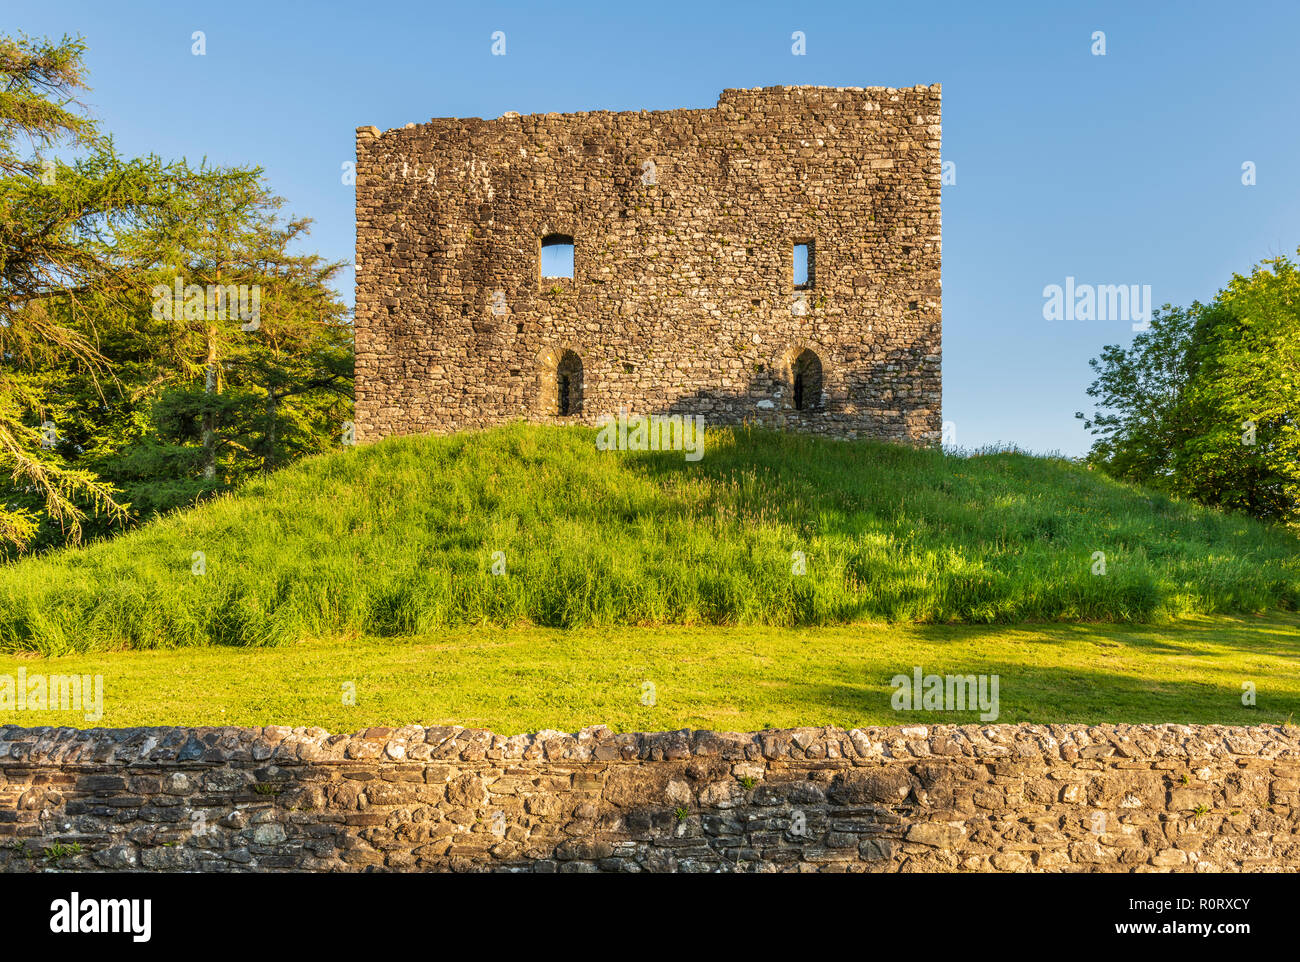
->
[[792, 349, 823, 412], [555, 350, 583, 416]]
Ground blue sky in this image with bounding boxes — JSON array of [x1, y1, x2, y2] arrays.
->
[[14, 0, 1300, 454]]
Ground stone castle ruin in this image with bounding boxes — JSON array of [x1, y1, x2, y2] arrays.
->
[[353, 85, 941, 443]]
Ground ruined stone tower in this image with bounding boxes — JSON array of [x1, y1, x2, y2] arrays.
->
[[353, 85, 941, 443]]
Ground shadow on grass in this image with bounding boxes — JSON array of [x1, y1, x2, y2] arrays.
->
[[967, 612, 1300, 661], [758, 662, 1294, 728]]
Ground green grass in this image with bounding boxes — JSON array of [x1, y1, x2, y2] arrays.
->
[[1, 423, 1297, 654], [2, 613, 1296, 731]]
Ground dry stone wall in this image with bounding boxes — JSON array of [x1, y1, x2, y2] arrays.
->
[[3, 724, 1298, 873], [354, 85, 942, 443]]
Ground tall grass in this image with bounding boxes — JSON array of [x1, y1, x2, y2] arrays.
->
[[2, 423, 1297, 653]]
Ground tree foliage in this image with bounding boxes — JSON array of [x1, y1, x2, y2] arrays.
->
[[1, 33, 352, 556], [1079, 253, 1300, 524]]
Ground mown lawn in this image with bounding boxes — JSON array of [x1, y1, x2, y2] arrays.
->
[[2, 612, 1296, 733], [2, 425, 1297, 653]]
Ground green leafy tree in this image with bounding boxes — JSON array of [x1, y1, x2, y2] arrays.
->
[[1, 33, 353, 556], [1079, 252, 1300, 524], [1187, 256, 1300, 520], [139, 178, 352, 484], [0, 33, 161, 548]]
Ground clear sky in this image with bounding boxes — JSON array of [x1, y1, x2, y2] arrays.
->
[[13, 0, 1300, 455]]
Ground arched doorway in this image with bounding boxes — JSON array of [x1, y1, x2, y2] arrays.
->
[[791, 349, 823, 411], [555, 350, 583, 416]]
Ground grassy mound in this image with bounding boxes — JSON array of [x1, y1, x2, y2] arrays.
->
[[2, 423, 1296, 652]]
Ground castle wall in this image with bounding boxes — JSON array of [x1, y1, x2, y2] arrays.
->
[[353, 85, 941, 442]]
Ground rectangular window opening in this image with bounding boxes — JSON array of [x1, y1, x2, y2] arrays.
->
[[541, 234, 575, 280], [793, 241, 812, 289]]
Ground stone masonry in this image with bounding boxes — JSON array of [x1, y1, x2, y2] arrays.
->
[[353, 85, 942, 443], [3, 723, 1298, 873]]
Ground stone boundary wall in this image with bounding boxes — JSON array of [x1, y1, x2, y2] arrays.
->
[[2, 724, 1298, 873]]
